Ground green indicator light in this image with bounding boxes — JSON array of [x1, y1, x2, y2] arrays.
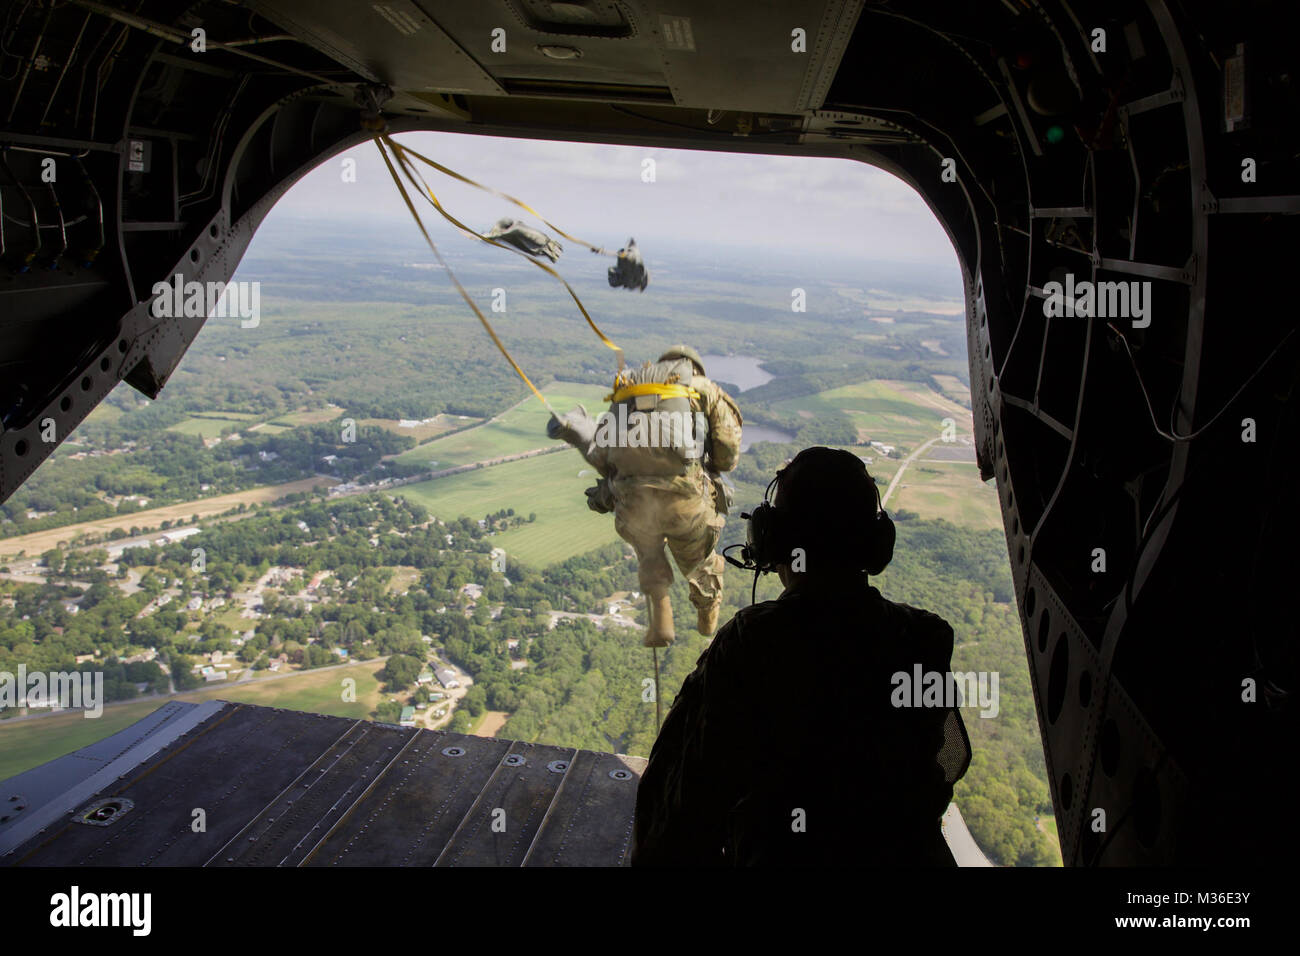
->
[[1046, 125, 1066, 144]]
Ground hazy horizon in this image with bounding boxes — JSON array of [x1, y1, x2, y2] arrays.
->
[[263, 130, 963, 278]]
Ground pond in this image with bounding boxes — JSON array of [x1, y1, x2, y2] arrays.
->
[[740, 424, 796, 450], [700, 354, 773, 391]]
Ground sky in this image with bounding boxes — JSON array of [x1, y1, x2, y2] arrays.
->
[[267, 130, 961, 274]]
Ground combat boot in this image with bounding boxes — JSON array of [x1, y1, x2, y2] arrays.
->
[[643, 594, 675, 647], [696, 602, 720, 637]]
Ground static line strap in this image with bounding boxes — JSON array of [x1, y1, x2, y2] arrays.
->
[[374, 136, 557, 416], [652, 646, 661, 732], [383, 135, 624, 373], [606, 382, 702, 404], [389, 138, 624, 257]]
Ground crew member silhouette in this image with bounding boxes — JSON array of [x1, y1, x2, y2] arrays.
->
[[632, 446, 971, 866]]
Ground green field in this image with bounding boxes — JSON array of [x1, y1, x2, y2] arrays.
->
[[363, 416, 464, 443], [206, 661, 385, 716], [275, 407, 344, 427], [775, 379, 971, 454], [387, 565, 421, 594], [189, 411, 261, 421], [0, 661, 386, 782], [83, 403, 124, 425], [392, 382, 608, 470], [892, 461, 1001, 530], [757, 377, 999, 529], [932, 373, 973, 408], [210, 606, 252, 632], [166, 416, 253, 439], [390, 374, 996, 570], [0, 700, 164, 782], [397, 451, 622, 567]]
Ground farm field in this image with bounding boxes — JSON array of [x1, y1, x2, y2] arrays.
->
[[393, 377, 993, 568], [891, 461, 1001, 530], [397, 450, 622, 568], [774, 379, 972, 453], [758, 377, 995, 530], [932, 373, 973, 408], [0, 660, 386, 781], [392, 382, 608, 470], [190, 411, 261, 421], [166, 416, 253, 439], [201, 660, 385, 717], [363, 415, 469, 443], [274, 407, 345, 427], [0, 699, 163, 782]]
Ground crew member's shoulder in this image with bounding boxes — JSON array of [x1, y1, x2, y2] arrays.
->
[[705, 598, 790, 656], [878, 594, 955, 653]]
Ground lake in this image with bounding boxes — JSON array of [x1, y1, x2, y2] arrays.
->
[[741, 424, 796, 450], [698, 354, 793, 447], [700, 354, 773, 391]]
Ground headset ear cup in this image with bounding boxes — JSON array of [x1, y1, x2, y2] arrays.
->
[[752, 503, 788, 572], [766, 507, 787, 571], [746, 501, 771, 570], [864, 512, 895, 575]]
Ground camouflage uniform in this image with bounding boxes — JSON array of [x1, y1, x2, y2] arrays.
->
[[549, 347, 742, 642]]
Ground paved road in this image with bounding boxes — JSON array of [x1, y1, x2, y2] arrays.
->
[[881, 436, 939, 507], [418, 444, 565, 482]]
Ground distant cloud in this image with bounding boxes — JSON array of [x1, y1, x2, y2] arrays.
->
[[268, 131, 960, 271]]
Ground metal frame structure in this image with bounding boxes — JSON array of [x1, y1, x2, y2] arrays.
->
[[2, 1, 1297, 865]]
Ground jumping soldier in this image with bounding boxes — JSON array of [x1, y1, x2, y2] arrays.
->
[[546, 346, 742, 646]]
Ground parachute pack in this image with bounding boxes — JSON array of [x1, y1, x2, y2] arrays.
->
[[600, 357, 707, 477]]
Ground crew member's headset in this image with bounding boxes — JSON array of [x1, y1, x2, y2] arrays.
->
[[723, 465, 896, 601]]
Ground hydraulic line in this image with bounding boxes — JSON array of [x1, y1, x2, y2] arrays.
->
[[74, 156, 103, 264], [0, 151, 39, 267], [5, 0, 51, 125], [38, 11, 92, 129]]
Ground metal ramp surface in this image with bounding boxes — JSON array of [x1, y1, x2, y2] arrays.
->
[[0, 702, 645, 867]]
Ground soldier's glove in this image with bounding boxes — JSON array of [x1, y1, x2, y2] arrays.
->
[[547, 403, 597, 448], [485, 217, 563, 263], [585, 479, 615, 514]]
